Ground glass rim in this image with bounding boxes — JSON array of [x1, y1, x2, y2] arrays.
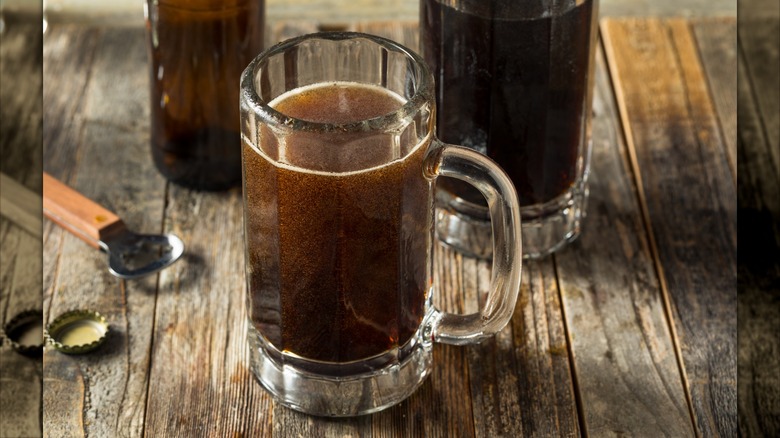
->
[[239, 31, 434, 134]]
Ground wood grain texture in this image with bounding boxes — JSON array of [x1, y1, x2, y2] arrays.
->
[[0, 15, 43, 438], [602, 18, 737, 437], [43, 26, 165, 438], [41, 26, 101, 185], [0, 225, 43, 437], [0, 19, 43, 191], [1, 172, 42, 238], [738, 15, 780, 191], [502, 259, 580, 437], [143, 186, 273, 437], [40, 27, 98, 438], [739, 0, 780, 19], [556, 46, 694, 437], [691, 17, 737, 182], [736, 11, 780, 438]]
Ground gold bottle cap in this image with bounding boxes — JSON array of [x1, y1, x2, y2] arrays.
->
[[3, 309, 44, 356], [45, 309, 109, 354]]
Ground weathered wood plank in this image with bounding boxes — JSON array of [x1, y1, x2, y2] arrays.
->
[[0, 14, 43, 438], [451, 244, 580, 437], [739, 0, 780, 19], [736, 11, 780, 438], [461, 256, 518, 438], [691, 17, 737, 182], [738, 16, 780, 193], [435, 250, 489, 438], [0, 221, 43, 438], [519, 261, 581, 438], [39, 27, 99, 438], [1, 173, 42, 237], [143, 186, 274, 437], [42, 358, 85, 438], [41, 25, 100, 328], [42, 26, 164, 438], [41, 25, 101, 184], [554, 43, 694, 437], [143, 7, 280, 422], [1, 19, 43, 190], [0, 352, 42, 437], [602, 17, 737, 437]]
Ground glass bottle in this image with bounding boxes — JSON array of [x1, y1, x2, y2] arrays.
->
[[145, 0, 265, 190]]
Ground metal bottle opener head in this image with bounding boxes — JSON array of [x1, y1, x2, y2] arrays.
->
[[101, 230, 185, 279], [43, 173, 185, 279]]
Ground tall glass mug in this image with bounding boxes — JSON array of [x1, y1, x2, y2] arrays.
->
[[421, 0, 599, 259], [240, 32, 523, 416]]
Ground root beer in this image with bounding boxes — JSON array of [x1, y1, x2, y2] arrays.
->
[[421, 0, 596, 206], [243, 83, 431, 363]]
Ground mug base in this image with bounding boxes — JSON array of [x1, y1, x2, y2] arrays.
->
[[436, 181, 588, 260], [248, 320, 434, 417]]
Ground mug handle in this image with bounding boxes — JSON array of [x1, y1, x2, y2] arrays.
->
[[425, 140, 523, 345]]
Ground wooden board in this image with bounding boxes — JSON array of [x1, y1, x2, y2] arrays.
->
[[555, 45, 694, 436], [602, 17, 737, 437], [692, 18, 737, 181], [42, 25, 165, 437], [0, 15, 44, 438], [738, 15, 780, 182], [736, 9, 780, 438]]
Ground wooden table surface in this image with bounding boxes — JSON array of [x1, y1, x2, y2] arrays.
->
[[0, 8, 771, 437]]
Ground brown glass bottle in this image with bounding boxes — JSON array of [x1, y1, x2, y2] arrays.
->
[[145, 0, 264, 190]]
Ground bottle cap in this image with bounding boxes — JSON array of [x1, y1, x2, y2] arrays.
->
[[3, 309, 44, 356], [45, 309, 108, 354]]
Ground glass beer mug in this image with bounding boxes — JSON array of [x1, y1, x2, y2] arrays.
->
[[421, 0, 600, 258], [239, 32, 523, 416]]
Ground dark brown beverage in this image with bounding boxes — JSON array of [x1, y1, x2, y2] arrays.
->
[[421, 0, 597, 206], [243, 83, 431, 364], [147, 0, 264, 190]]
